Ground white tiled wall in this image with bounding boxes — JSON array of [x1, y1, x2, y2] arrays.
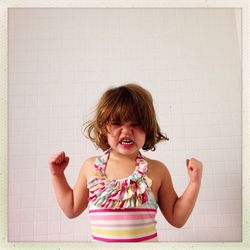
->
[[8, 8, 241, 242]]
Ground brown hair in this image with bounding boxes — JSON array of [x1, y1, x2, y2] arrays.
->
[[83, 83, 168, 151]]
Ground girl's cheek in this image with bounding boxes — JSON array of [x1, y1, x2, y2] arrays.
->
[[135, 128, 146, 135], [110, 127, 121, 136]]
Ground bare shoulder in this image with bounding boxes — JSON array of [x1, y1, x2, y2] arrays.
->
[[79, 156, 97, 180], [82, 156, 96, 167], [144, 157, 171, 201], [145, 157, 169, 175], [145, 157, 173, 184]]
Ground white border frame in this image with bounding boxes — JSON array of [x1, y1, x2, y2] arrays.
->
[[0, 1, 249, 250]]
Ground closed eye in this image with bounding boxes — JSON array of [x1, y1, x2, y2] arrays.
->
[[110, 121, 121, 126], [132, 123, 141, 128]]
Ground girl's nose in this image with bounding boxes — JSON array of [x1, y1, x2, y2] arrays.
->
[[121, 124, 132, 134]]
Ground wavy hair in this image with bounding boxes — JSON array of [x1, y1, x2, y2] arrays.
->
[[83, 83, 168, 151]]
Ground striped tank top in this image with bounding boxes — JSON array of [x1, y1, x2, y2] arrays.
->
[[87, 149, 158, 242]]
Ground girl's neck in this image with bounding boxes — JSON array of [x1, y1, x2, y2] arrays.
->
[[109, 149, 139, 162]]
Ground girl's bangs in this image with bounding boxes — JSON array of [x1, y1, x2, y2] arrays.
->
[[108, 96, 144, 124]]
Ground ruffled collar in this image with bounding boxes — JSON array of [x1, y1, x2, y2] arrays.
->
[[95, 149, 148, 181], [87, 149, 154, 209]]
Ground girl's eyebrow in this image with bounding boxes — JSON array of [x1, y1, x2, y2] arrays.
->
[[109, 118, 120, 122]]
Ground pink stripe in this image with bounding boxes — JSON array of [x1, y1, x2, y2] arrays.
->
[[90, 213, 155, 221], [91, 221, 155, 228], [93, 233, 158, 242], [89, 208, 157, 213]]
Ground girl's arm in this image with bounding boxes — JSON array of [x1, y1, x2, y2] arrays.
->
[[49, 151, 93, 218], [158, 158, 202, 228]]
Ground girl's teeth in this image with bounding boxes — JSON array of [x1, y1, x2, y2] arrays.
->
[[121, 140, 133, 145]]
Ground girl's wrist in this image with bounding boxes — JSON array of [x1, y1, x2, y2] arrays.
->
[[51, 172, 65, 178], [189, 179, 201, 187]]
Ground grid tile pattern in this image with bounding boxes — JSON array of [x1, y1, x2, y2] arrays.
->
[[8, 8, 241, 241]]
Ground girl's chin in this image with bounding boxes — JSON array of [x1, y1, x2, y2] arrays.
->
[[119, 143, 135, 149], [112, 144, 140, 154]]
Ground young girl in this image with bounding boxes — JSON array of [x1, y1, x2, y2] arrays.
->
[[49, 83, 202, 242]]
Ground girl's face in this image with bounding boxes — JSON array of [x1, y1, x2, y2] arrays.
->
[[106, 120, 146, 156]]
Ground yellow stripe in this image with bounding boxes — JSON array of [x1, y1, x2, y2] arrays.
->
[[91, 225, 155, 236]]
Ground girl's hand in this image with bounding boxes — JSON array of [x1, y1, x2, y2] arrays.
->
[[49, 151, 70, 176], [186, 158, 203, 184]]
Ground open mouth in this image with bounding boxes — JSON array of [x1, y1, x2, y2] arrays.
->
[[120, 139, 134, 145]]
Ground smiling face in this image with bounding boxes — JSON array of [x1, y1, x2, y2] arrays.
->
[[107, 120, 146, 156]]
